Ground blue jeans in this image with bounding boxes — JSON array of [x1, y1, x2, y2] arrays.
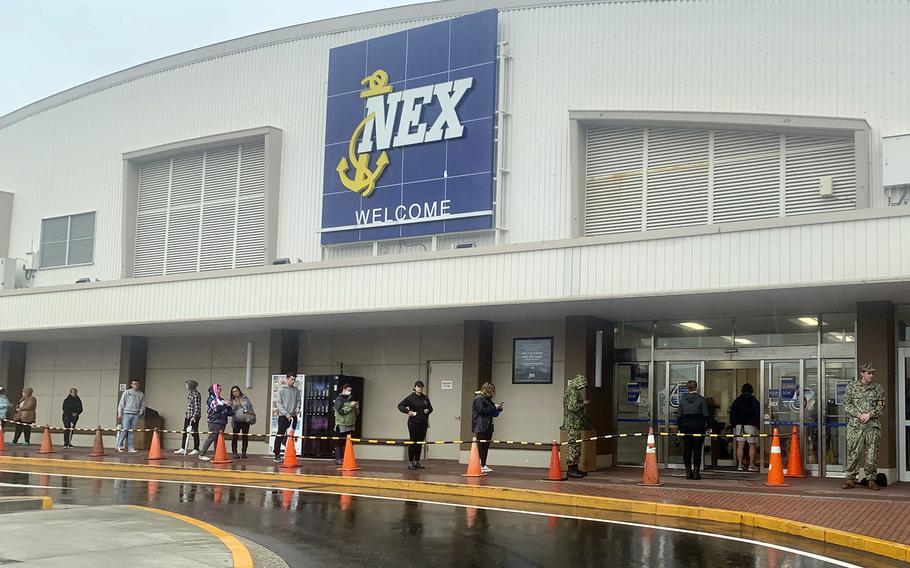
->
[[116, 413, 139, 450]]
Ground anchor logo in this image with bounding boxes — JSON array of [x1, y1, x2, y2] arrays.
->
[[336, 70, 393, 198]]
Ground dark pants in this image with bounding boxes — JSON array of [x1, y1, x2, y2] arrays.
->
[[181, 417, 200, 451], [13, 423, 32, 444], [476, 429, 493, 466], [62, 414, 78, 446], [232, 422, 250, 456], [201, 422, 226, 455], [273, 416, 298, 457], [407, 421, 428, 462], [680, 416, 706, 472]]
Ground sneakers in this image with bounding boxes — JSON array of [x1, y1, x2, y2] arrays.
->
[[188, 449, 199, 456], [232, 453, 240, 459], [199, 455, 211, 461], [414, 462, 426, 470], [174, 448, 187, 455], [408, 462, 418, 470], [116, 448, 124, 453], [747, 465, 758, 472], [481, 465, 493, 473], [128, 448, 138, 453], [273, 456, 283, 463], [737, 465, 745, 472]]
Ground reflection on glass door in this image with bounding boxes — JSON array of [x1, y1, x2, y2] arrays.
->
[[657, 362, 703, 468], [803, 360, 820, 475], [822, 360, 855, 475], [614, 362, 650, 465], [762, 361, 802, 470], [899, 350, 909, 482]]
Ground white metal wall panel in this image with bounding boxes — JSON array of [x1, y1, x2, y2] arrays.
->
[[785, 135, 856, 216], [585, 127, 643, 235], [713, 131, 780, 223], [0, 0, 909, 288]]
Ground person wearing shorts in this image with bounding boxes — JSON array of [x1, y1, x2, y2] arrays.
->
[[730, 383, 761, 472]]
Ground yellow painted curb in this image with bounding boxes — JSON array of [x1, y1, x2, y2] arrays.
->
[[128, 505, 253, 568], [4, 456, 909, 563], [41, 496, 53, 510]]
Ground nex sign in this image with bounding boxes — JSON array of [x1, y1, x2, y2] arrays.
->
[[336, 70, 473, 197]]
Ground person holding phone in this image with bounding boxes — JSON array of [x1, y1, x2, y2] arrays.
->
[[472, 382, 502, 473], [398, 380, 433, 470]]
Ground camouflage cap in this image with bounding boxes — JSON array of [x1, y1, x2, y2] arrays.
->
[[860, 363, 875, 374]]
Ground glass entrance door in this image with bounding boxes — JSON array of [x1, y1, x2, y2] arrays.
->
[[657, 361, 703, 468], [821, 360, 854, 475], [900, 349, 910, 482], [761, 361, 802, 471], [614, 362, 651, 465]]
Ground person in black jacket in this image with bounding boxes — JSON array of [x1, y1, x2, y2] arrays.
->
[[676, 380, 710, 480], [398, 380, 434, 470], [730, 383, 761, 472], [472, 382, 502, 473], [61, 388, 83, 449], [199, 384, 234, 461]]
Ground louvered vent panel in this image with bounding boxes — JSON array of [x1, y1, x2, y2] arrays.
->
[[164, 206, 201, 274], [785, 135, 855, 216], [200, 202, 236, 271], [239, 142, 266, 196], [137, 159, 170, 212], [169, 152, 204, 207], [204, 146, 240, 202], [646, 128, 709, 230], [713, 131, 781, 223], [235, 195, 265, 267], [133, 211, 166, 277], [584, 127, 644, 235]]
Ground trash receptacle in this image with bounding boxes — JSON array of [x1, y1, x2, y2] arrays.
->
[[135, 408, 163, 450]]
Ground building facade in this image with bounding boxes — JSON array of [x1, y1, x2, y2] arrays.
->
[[1, 0, 910, 479]]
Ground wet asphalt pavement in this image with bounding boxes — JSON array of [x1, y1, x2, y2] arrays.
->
[[0, 470, 899, 568]]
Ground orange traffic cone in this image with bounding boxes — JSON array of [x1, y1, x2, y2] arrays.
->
[[210, 431, 232, 465], [638, 426, 664, 486], [0, 425, 6, 453], [338, 435, 362, 472], [543, 441, 567, 481], [89, 426, 106, 457], [785, 425, 806, 478], [280, 428, 299, 470], [462, 437, 485, 477], [38, 425, 55, 454], [147, 429, 165, 461], [764, 428, 790, 487]]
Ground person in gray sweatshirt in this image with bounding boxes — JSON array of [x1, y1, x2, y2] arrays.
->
[[272, 373, 301, 462], [116, 379, 146, 453], [676, 380, 710, 480]]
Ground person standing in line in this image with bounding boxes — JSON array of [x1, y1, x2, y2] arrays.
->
[[677, 380, 710, 480], [842, 363, 886, 490], [61, 388, 83, 449], [12, 387, 37, 446], [115, 379, 145, 453], [0, 387, 10, 426], [199, 383, 234, 461], [562, 374, 591, 479], [398, 380, 433, 470], [472, 382, 502, 473], [333, 384, 360, 465], [174, 379, 202, 455], [273, 373, 301, 463], [730, 383, 761, 472], [230, 385, 256, 459]]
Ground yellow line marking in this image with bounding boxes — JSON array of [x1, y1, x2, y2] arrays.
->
[[128, 505, 253, 568], [41, 496, 53, 510]]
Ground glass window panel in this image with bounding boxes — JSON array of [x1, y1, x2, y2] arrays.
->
[[897, 306, 910, 343], [41, 217, 69, 244], [67, 238, 94, 264], [656, 319, 732, 349], [40, 242, 67, 268], [614, 321, 653, 349], [821, 313, 856, 344], [69, 212, 95, 239], [735, 315, 818, 347]]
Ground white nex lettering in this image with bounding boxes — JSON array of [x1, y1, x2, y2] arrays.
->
[[357, 77, 474, 153]]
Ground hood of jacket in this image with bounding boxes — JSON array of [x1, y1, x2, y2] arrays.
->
[[209, 384, 221, 398], [682, 392, 701, 403], [23, 387, 33, 398], [187, 380, 199, 391], [567, 374, 587, 391]]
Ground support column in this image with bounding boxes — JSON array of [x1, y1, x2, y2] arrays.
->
[[0, 341, 26, 401], [856, 301, 896, 470], [268, 329, 299, 377], [118, 337, 148, 387], [565, 316, 614, 460], [461, 320, 493, 443]]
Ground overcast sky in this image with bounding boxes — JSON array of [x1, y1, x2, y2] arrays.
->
[[0, 0, 417, 116]]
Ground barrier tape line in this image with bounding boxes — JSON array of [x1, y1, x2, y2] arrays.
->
[[1, 419, 798, 447]]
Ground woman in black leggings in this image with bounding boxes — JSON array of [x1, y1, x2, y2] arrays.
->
[[398, 380, 433, 470], [229, 386, 255, 459], [472, 382, 502, 473]]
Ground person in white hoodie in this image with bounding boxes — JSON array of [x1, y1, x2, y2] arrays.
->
[[115, 379, 145, 453]]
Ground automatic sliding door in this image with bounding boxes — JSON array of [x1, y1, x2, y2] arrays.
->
[[660, 362, 703, 468], [822, 360, 855, 475], [615, 362, 650, 465], [762, 361, 802, 470]]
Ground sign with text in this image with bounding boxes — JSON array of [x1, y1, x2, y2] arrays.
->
[[321, 10, 498, 244], [512, 337, 553, 384]]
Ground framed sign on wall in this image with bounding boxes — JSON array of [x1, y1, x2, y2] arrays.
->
[[512, 337, 554, 384]]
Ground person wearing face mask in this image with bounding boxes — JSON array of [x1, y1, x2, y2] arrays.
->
[[175, 379, 202, 455], [198, 383, 234, 461], [333, 383, 360, 465], [398, 380, 433, 470], [61, 388, 83, 449]]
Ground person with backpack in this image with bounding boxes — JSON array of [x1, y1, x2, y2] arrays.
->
[[730, 383, 761, 472], [198, 384, 233, 461], [61, 388, 83, 448], [229, 385, 256, 459], [397, 380, 433, 470]]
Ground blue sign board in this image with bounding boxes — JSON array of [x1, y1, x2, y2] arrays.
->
[[835, 381, 849, 405], [626, 383, 641, 404], [780, 376, 798, 402], [321, 10, 498, 244]]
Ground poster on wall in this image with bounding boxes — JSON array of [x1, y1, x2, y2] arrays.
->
[[835, 381, 849, 405], [626, 383, 641, 404], [268, 374, 305, 456], [780, 376, 798, 402], [512, 337, 553, 384]]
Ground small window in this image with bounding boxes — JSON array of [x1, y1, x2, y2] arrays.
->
[[40, 212, 95, 268]]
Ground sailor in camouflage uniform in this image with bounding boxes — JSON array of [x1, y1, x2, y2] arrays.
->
[[562, 374, 592, 479], [842, 363, 886, 490]]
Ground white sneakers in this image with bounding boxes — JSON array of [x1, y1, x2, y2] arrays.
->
[[174, 448, 186, 455], [188, 449, 199, 455], [481, 465, 493, 473], [127, 448, 138, 453], [199, 455, 211, 461], [173, 448, 198, 455], [748, 465, 758, 472]]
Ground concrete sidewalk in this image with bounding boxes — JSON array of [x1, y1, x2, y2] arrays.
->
[[2, 444, 910, 562], [0, 505, 237, 567]]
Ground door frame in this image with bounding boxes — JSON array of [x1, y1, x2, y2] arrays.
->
[[656, 360, 705, 469], [899, 348, 910, 482], [425, 360, 463, 461]]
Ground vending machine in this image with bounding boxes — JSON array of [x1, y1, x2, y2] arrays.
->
[[300, 375, 364, 458]]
